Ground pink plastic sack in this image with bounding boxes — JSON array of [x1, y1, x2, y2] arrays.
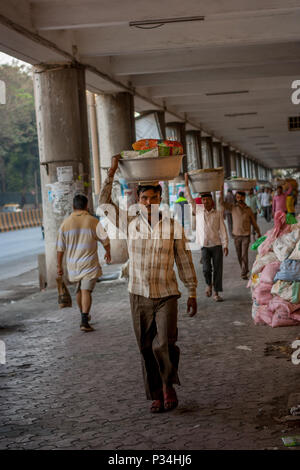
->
[[271, 312, 299, 328], [260, 262, 280, 284], [255, 305, 272, 326], [258, 211, 292, 256], [291, 310, 300, 322], [252, 281, 273, 305], [268, 296, 300, 314]]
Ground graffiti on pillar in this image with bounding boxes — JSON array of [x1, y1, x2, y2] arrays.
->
[[47, 181, 74, 216], [47, 166, 86, 217]]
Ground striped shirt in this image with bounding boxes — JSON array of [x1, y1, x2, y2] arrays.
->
[[99, 176, 197, 298], [56, 211, 109, 282]]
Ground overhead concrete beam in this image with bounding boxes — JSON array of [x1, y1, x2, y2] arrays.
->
[[164, 89, 292, 106], [30, 0, 300, 31], [53, 11, 300, 56], [109, 42, 300, 76], [148, 76, 297, 98], [131, 62, 300, 87]]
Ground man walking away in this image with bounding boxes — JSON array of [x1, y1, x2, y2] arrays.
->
[[99, 156, 197, 414], [220, 187, 261, 280], [260, 187, 272, 222], [185, 174, 228, 301], [57, 194, 111, 332]]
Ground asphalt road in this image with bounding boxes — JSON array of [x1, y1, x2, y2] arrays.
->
[[0, 227, 45, 281]]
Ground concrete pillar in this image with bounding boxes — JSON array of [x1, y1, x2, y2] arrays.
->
[[34, 63, 91, 288], [212, 143, 219, 168], [254, 162, 259, 180], [186, 131, 197, 170], [186, 130, 202, 169], [230, 151, 237, 177], [223, 145, 231, 179], [87, 91, 101, 197], [95, 92, 135, 264], [205, 137, 214, 168], [166, 122, 187, 173], [196, 131, 203, 169], [95, 92, 135, 182], [236, 153, 242, 177], [245, 158, 250, 178], [214, 142, 223, 167]]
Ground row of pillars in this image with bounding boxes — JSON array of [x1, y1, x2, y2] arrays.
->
[[33, 63, 271, 287]]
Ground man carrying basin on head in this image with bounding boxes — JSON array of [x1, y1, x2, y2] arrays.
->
[[184, 173, 228, 302], [219, 186, 261, 280], [98, 155, 198, 414]]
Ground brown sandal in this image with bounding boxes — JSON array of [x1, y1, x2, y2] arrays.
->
[[150, 399, 164, 413], [163, 388, 178, 411]]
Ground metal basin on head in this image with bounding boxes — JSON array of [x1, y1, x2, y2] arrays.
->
[[118, 154, 184, 183], [227, 178, 257, 191], [188, 167, 224, 193]]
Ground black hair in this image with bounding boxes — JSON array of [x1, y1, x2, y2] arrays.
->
[[73, 194, 88, 210], [137, 184, 162, 198], [236, 191, 246, 197], [178, 191, 185, 198], [201, 193, 213, 198], [277, 185, 283, 190]]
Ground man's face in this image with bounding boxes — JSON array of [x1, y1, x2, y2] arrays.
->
[[138, 189, 161, 214], [235, 193, 245, 204], [202, 196, 213, 211], [277, 186, 283, 195], [249, 188, 253, 195]]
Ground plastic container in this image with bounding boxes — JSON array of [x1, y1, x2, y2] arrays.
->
[[227, 178, 256, 191], [118, 154, 184, 183], [188, 167, 224, 193]]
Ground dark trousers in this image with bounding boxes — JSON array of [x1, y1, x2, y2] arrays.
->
[[252, 213, 257, 235], [201, 245, 223, 292], [129, 293, 180, 400], [263, 205, 272, 222], [233, 235, 250, 276], [226, 213, 233, 238]]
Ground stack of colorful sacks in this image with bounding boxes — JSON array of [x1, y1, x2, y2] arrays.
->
[[249, 211, 300, 327]]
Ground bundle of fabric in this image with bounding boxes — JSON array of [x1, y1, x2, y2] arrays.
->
[[249, 212, 300, 327]]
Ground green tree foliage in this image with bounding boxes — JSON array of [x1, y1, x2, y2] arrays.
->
[[0, 63, 39, 192]]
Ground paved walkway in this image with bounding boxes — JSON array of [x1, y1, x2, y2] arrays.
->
[[1, 217, 300, 450]]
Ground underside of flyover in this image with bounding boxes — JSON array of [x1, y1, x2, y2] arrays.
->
[[0, 0, 300, 171]]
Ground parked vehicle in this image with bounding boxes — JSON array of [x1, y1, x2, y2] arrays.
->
[[1, 203, 22, 213]]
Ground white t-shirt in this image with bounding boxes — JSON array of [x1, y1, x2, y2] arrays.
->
[[261, 192, 272, 207]]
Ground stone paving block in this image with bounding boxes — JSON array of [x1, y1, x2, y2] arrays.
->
[[1, 220, 300, 449]]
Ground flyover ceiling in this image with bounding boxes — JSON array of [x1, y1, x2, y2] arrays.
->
[[1, 0, 300, 169]]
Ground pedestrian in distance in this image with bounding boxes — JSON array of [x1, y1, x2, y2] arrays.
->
[[174, 190, 188, 227], [220, 185, 261, 280], [185, 173, 228, 302], [99, 155, 197, 414], [260, 187, 272, 223], [246, 187, 262, 237], [56, 194, 111, 332], [224, 188, 235, 238], [272, 184, 293, 217]]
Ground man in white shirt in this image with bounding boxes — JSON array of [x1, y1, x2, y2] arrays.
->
[[185, 174, 229, 301], [260, 187, 272, 222]]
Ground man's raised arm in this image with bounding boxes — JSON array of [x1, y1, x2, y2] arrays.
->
[[219, 184, 234, 211], [184, 173, 196, 215]]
